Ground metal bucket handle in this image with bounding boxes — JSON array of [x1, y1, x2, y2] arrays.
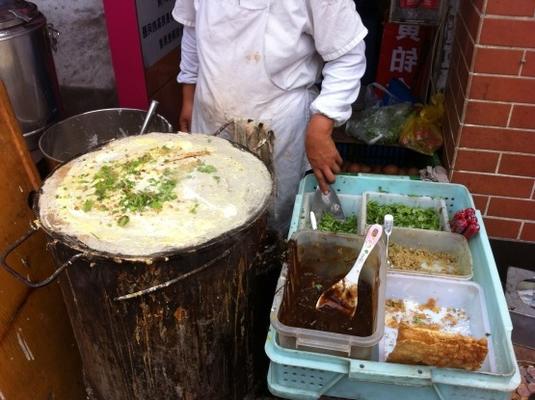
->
[[114, 248, 232, 301], [0, 224, 83, 288]]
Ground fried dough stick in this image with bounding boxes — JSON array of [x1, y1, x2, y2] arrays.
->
[[387, 323, 488, 371]]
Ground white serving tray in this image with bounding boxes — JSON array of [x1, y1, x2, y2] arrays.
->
[[379, 273, 496, 373]]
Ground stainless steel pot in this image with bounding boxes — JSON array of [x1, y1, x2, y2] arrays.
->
[[38, 108, 174, 169], [0, 0, 61, 150]]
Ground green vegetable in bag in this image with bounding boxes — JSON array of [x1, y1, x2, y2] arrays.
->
[[345, 103, 413, 145]]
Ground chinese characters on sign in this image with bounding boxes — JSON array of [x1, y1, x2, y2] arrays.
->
[[136, 0, 181, 68], [376, 22, 434, 94], [396, 25, 421, 41], [390, 47, 418, 73], [141, 12, 173, 40]]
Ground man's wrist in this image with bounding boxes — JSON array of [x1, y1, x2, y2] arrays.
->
[[309, 113, 335, 135], [182, 83, 196, 104]]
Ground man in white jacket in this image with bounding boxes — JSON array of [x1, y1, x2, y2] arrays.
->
[[173, 0, 367, 234]]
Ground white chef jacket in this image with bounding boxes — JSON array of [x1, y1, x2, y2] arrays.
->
[[173, 0, 367, 234]]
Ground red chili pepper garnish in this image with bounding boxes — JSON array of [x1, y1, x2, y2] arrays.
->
[[450, 208, 478, 239]]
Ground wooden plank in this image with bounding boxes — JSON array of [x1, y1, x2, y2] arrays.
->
[[0, 81, 37, 339], [0, 81, 84, 398], [0, 284, 85, 400], [0, 81, 40, 189]]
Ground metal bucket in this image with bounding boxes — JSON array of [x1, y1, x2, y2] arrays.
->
[[0, 1, 61, 150], [1, 135, 273, 400], [38, 108, 174, 168], [55, 217, 268, 400]]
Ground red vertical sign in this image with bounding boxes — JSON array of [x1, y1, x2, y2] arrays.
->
[[102, 0, 148, 109], [375, 22, 433, 91]]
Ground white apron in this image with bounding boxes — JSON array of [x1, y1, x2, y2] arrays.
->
[[191, 0, 316, 235]]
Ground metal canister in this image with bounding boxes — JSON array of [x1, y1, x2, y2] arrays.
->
[[0, 0, 61, 151]]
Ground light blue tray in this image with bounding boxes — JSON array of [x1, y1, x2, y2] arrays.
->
[[267, 175, 520, 400]]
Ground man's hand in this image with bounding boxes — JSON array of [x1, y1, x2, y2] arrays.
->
[[305, 113, 342, 194], [179, 83, 196, 132]]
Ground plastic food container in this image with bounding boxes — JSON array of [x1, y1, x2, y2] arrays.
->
[[380, 273, 496, 373], [387, 229, 473, 280], [296, 192, 362, 232], [270, 230, 386, 359], [360, 191, 450, 234]]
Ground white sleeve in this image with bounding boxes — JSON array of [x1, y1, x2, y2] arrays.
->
[[307, 0, 368, 61], [172, 0, 195, 27], [310, 40, 366, 127], [177, 26, 199, 84]]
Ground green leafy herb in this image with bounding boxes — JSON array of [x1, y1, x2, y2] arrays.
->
[[413, 316, 424, 324], [160, 145, 171, 154], [119, 178, 177, 213], [121, 153, 153, 175], [190, 202, 199, 214], [197, 163, 217, 173], [77, 148, 184, 219], [117, 215, 130, 227], [117, 178, 135, 191], [318, 213, 358, 234], [213, 175, 221, 183], [93, 165, 118, 200], [366, 200, 440, 230], [82, 199, 94, 212]]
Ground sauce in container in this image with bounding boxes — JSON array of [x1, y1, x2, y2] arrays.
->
[[279, 239, 376, 337]]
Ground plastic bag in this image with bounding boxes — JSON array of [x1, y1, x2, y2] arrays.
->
[[381, 78, 417, 106], [363, 81, 412, 108], [345, 102, 413, 145], [399, 93, 445, 155]]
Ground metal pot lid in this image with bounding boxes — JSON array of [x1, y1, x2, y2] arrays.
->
[[0, 0, 39, 30]]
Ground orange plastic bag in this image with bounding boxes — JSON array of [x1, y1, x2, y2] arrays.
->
[[399, 93, 445, 156]]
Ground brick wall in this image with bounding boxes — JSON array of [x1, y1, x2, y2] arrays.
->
[[444, 0, 535, 242]]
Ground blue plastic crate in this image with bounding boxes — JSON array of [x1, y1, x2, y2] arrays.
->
[[267, 175, 520, 400], [289, 174, 474, 237]]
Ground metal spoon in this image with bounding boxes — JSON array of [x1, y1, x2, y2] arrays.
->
[[315, 224, 383, 318], [139, 100, 159, 135]]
